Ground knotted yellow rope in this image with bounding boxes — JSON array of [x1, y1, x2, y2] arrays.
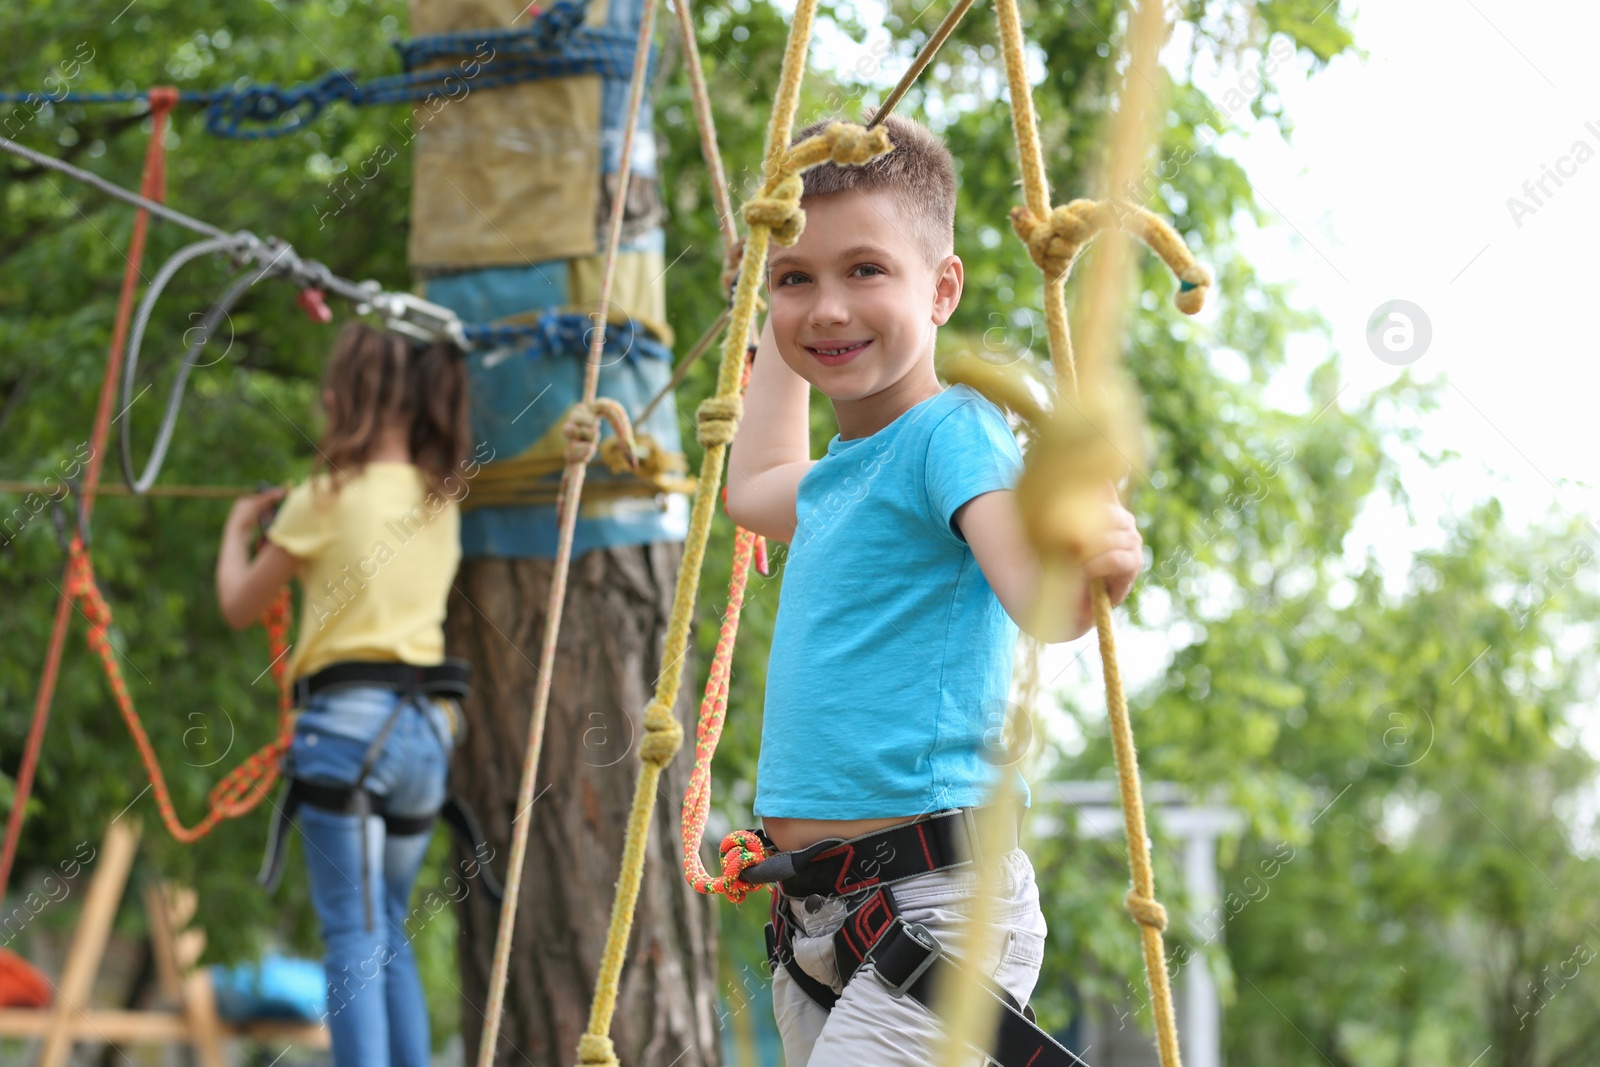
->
[[572, 4, 892, 1064], [473, 0, 665, 1062], [938, 1, 1208, 1065]]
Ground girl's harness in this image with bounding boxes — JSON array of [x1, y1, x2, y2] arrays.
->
[[257, 658, 503, 930]]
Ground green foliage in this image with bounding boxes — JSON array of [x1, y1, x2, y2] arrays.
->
[[4, 3, 1598, 1066]]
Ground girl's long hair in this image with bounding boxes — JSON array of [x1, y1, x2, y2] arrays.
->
[[314, 321, 471, 498]]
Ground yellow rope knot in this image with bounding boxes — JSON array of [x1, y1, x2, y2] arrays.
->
[[564, 398, 639, 469], [743, 173, 806, 246], [1009, 200, 1111, 279], [1125, 890, 1168, 932], [695, 395, 743, 449], [1015, 380, 1142, 560], [818, 120, 893, 166], [639, 699, 684, 766], [576, 1033, 619, 1066]]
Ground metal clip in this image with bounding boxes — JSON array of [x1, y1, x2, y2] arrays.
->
[[872, 920, 942, 998], [366, 290, 468, 349]]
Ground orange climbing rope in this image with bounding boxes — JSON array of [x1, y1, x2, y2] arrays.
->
[[0, 87, 178, 898], [62, 536, 295, 843], [681, 353, 775, 904]]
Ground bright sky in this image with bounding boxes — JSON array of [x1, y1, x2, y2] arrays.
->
[[803, 0, 1600, 739], [1206, 0, 1600, 554]]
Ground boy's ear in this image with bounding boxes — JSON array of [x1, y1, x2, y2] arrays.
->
[[931, 253, 964, 327]]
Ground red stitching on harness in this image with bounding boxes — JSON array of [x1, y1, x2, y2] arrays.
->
[[848, 891, 896, 962], [813, 841, 883, 895], [915, 822, 934, 870], [1025, 1047, 1043, 1066]]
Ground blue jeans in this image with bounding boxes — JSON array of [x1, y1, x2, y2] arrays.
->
[[290, 685, 456, 1067]]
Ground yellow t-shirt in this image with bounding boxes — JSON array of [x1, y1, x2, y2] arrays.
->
[[267, 462, 462, 681]]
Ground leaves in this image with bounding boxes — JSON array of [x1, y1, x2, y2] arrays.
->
[[3, 3, 1597, 1065]]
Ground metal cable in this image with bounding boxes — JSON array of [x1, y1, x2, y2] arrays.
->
[[120, 237, 259, 492], [0, 132, 227, 240]]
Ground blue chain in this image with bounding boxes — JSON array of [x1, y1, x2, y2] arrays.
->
[[462, 312, 672, 365], [0, 0, 652, 140]]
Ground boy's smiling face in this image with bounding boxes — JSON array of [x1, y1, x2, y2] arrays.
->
[[766, 188, 962, 405]]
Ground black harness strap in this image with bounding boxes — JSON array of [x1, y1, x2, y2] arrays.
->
[[258, 781, 502, 900], [742, 806, 1019, 898], [753, 808, 1089, 1067], [291, 658, 471, 709], [766, 885, 1092, 1067], [259, 658, 503, 925], [766, 892, 840, 1011]]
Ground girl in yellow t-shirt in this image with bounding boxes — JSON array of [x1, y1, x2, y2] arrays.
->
[[215, 320, 471, 1067]]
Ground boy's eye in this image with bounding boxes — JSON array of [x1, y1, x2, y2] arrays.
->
[[852, 264, 885, 278], [775, 271, 810, 287]]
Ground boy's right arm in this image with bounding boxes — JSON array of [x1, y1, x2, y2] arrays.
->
[[725, 317, 813, 544]]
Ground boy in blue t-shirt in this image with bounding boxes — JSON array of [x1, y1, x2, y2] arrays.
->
[[726, 115, 1141, 1065]]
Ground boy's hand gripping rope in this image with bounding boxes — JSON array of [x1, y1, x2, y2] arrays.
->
[[938, 1, 1208, 1065]]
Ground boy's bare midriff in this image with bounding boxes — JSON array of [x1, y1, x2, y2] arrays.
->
[[762, 814, 922, 853]]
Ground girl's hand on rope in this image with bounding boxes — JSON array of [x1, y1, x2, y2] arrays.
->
[[217, 486, 297, 630], [1074, 482, 1142, 628], [226, 485, 286, 537]]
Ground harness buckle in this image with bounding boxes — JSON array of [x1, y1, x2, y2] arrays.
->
[[742, 836, 843, 886], [869, 920, 942, 999]]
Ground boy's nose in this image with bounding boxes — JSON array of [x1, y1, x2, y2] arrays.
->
[[808, 284, 850, 327]]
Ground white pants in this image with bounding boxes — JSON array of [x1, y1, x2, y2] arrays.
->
[[772, 847, 1049, 1067]]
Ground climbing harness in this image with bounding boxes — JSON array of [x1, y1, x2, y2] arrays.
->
[[767, 887, 1089, 1067], [257, 659, 504, 932], [746, 808, 1089, 1067]]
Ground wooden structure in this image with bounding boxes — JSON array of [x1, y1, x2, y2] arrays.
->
[[0, 820, 328, 1066]]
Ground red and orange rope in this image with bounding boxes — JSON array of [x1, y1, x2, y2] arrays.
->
[[63, 536, 294, 843]]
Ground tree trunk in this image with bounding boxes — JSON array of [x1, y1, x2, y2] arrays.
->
[[446, 542, 721, 1067]]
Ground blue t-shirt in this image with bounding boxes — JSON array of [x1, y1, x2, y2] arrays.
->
[[754, 384, 1027, 819]]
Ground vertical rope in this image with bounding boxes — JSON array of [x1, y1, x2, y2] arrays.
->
[[472, 0, 660, 1061], [993, 0, 1076, 396], [0, 88, 178, 900], [575, 4, 896, 1063], [990, 0, 1185, 1064], [669, 0, 737, 253]]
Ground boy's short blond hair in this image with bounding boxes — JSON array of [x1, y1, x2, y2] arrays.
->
[[791, 114, 956, 264]]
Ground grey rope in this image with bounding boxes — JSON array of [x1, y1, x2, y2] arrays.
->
[[119, 236, 260, 493], [5, 129, 469, 490], [1, 131, 228, 241]]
